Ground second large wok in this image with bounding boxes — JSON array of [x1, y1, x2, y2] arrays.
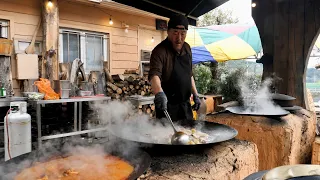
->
[[108, 119, 238, 145], [0, 142, 151, 180]]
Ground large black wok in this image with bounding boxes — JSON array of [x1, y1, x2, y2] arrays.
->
[[0, 142, 151, 180], [226, 106, 290, 116], [244, 171, 320, 180], [108, 119, 238, 146], [244, 164, 320, 180]]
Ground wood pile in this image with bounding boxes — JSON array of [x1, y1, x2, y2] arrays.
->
[[106, 74, 153, 100], [106, 71, 155, 117], [137, 104, 156, 118]]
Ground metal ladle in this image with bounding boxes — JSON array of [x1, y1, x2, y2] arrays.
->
[[163, 110, 190, 145]]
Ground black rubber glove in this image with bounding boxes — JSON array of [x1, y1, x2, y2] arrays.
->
[[192, 95, 201, 111], [154, 91, 168, 110]]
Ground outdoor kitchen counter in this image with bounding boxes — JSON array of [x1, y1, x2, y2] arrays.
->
[[205, 109, 316, 171], [139, 139, 258, 180]]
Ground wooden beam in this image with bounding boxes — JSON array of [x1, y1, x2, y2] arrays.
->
[[42, 0, 59, 82]]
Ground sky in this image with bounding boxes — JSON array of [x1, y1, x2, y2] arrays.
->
[[218, 0, 253, 23]]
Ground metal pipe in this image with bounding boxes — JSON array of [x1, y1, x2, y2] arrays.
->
[[41, 127, 109, 140], [37, 104, 42, 149], [74, 102, 77, 132], [79, 102, 82, 131], [185, 0, 205, 16], [141, 0, 198, 20]]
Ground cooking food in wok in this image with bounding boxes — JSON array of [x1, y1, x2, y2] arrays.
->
[[108, 120, 238, 145], [1, 144, 151, 180], [14, 154, 134, 180]]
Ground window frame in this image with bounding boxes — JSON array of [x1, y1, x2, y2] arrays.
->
[[0, 19, 9, 39], [14, 38, 43, 55], [59, 28, 109, 74]]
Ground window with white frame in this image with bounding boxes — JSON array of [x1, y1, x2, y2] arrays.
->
[[59, 28, 109, 73], [0, 20, 9, 38]]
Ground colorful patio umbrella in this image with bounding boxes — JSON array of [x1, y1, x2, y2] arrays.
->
[[185, 23, 262, 64]]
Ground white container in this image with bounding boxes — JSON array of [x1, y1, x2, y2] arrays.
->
[[60, 89, 71, 99], [4, 101, 31, 161]]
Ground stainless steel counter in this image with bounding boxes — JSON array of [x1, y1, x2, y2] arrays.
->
[[0, 97, 28, 107]]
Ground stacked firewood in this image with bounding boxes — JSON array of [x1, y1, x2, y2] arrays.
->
[[138, 104, 156, 118], [106, 74, 153, 100]]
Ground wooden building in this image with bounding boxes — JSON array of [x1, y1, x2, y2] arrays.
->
[[0, 0, 168, 96]]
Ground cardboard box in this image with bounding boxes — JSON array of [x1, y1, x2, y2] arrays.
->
[[16, 54, 39, 79]]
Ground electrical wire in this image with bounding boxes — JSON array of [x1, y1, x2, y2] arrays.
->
[[5, 108, 11, 160]]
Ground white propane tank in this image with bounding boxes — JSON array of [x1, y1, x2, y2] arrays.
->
[[4, 101, 31, 161]]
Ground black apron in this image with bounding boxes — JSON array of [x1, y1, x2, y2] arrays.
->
[[156, 52, 194, 122]]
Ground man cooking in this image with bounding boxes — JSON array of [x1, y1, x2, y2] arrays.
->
[[148, 14, 201, 122]]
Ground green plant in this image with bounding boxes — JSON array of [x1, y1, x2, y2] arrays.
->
[[193, 64, 213, 94], [219, 68, 244, 102]]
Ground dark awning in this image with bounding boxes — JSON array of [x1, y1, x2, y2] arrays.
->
[[111, 0, 229, 26]]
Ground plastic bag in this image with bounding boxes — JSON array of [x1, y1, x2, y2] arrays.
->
[[34, 78, 60, 100]]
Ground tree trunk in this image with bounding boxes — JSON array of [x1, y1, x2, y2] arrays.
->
[[0, 56, 13, 96], [209, 62, 218, 80], [42, 0, 59, 83], [252, 0, 320, 109]]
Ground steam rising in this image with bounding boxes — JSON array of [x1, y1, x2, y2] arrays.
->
[[92, 100, 175, 144], [0, 100, 179, 179], [0, 76, 290, 179], [237, 77, 288, 115]]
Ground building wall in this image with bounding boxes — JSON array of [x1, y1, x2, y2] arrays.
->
[[0, 0, 166, 95]]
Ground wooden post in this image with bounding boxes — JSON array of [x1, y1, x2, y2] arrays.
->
[[42, 0, 59, 83], [252, 0, 320, 108]]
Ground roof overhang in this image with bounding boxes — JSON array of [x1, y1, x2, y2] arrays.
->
[[107, 0, 230, 26]]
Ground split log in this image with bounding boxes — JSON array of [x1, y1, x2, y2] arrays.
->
[[124, 69, 139, 74], [125, 76, 135, 83], [112, 74, 125, 81], [139, 139, 258, 180], [115, 82, 125, 88], [107, 87, 113, 94], [150, 105, 155, 111], [116, 88, 122, 95], [107, 82, 118, 91], [140, 91, 145, 96], [103, 61, 113, 83], [111, 93, 120, 99], [206, 109, 316, 170]]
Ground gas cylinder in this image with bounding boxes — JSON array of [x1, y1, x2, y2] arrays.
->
[[4, 101, 31, 161]]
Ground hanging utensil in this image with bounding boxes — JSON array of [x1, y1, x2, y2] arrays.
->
[[163, 110, 190, 145], [25, 18, 41, 54]]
